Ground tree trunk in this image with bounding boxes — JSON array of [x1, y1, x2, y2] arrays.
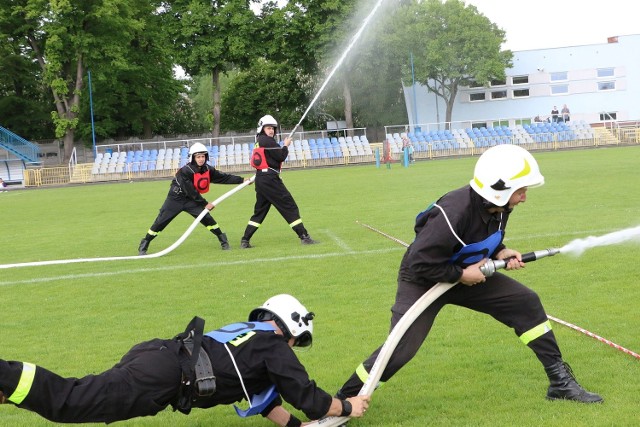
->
[[212, 68, 221, 138], [143, 119, 153, 139], [342, 74, 354, 137], [64, 130, 75, 161]]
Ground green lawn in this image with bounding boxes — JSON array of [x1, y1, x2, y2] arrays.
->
[[1, 145, 639, 426]]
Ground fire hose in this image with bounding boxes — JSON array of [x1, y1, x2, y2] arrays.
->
[[308, 222, 559, 427]]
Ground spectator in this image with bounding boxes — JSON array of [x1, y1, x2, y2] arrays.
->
[[240, 115, 317, 248], [551, 106, 559, 123], [0, 178, 7, 192], [0, 294, 371, 425], [561, 104, 571, 122]]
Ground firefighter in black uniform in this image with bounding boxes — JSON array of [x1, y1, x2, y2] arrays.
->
[[240, 115, 317, 248], [336, 144, 603, 404], [0, 294, 370, 426], [138, 142, 250, 255]]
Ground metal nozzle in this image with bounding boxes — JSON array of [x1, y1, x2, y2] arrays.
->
[[480, 248, 561, 277]]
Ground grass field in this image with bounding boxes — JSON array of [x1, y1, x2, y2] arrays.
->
[[1, 145, 639, 426]]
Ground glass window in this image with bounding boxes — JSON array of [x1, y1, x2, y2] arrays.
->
[[466, 80, 484, 88], [598, 81, 615, 90], [550, 71, 568, 81], [491, 90, 507, 99], [490, 78, 506, 87], [599, 112, 617, 120], [597, 68, 614, 78], [551, 84, 568, 94], [513, 89, 529, 97], [470, 92, 486, 101], [512, 75, 529, 85]]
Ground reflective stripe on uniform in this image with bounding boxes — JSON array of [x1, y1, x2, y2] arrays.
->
[[519, 320, 553, 345], [147, 229, 159, 236], [355, 363, 385, 389], [248, 221, 261, 228], [289, 219, 302, 228], [8, 362, 36, 405], [206, 224, 220, 231]]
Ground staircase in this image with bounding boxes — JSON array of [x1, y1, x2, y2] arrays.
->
[[0, 125, 41, 164], [592, 127, 620, 146]]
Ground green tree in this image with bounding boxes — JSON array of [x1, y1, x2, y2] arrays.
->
[[391, 0, 512, 126], [0, 39, 54, 140], [160, 0, 259, 138], [221, 59, 309, 132], [0, 0, 163, 160]]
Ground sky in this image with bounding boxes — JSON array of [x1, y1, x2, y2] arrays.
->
[[466, 0, 639, 51]]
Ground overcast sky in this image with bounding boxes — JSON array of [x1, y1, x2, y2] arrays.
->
[[467, 0, 639, 51]]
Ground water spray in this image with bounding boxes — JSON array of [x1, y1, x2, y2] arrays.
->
[[286, 0, 387, 139], [0, 176, 255, 270]]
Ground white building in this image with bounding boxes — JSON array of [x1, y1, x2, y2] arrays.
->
[[403, 34, 640, 129]]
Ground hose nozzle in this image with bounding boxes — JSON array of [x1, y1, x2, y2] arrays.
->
[[480, 248, 560, 277]]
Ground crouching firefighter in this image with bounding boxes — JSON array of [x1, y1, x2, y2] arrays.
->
[[0, 294, 371, 426]]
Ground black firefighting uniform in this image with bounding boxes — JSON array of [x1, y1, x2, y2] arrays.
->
[[339, 185, 563, 397], [0, 327, 333, 423], [144, 161, 244, 240], [241, 134, 309, 242]]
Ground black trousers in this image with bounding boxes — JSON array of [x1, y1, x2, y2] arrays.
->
[[150, 193, 218, 234], [0, 339, 183, 423], [243, 173, 306, 239], [339, 272, 562, 396]]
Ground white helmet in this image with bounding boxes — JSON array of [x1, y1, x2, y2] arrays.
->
[[188, 142, 209, 163], [470, 144, 545, 207], [256, 115, 278, 135], [249, 294, 314, 347]]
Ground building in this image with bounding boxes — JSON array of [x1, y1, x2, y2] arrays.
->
[[403, 34, 640, 129]]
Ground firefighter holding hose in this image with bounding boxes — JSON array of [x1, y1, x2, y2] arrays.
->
[[337, 144, 602, 405]]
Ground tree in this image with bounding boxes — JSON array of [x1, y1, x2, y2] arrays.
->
[[0, 0, 163, 160], [221, 59, 309, 132], [160, 0, 259, 138], [391, 0, 512, 126]]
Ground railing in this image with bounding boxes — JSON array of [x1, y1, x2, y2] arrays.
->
[[0, 125, 41, 163]]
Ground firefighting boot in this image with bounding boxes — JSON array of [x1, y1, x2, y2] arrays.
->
[[240, 239, 253, 249], [545, 361, 603, 403], [138, 238, 151, 256], [300, 234, 318, 245], [218, 233, 230, 250]]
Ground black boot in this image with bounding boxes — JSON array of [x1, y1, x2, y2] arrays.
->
[[218, 233, 230, 250], [240, 239, 253, 249], [545, 361, 603, 403], [300, 234, 318, 245], [138, 238, 151, 256]]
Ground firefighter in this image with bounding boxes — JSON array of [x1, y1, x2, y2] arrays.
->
[[138, 142, 250, 254], [240, 115, 317, 248], [0, 294, 370, 426], [336, 144, 603, 405]]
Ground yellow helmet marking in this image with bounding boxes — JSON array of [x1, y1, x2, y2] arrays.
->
[[510, 158, 531, 180]]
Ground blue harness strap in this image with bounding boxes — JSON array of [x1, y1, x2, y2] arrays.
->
[[205, 322, 276, 343], [450, 229, 504, 267], [234, 384, 279, 417]]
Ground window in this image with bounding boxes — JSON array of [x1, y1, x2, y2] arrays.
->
[[598, 81, 615, 91], [512, 75, 529, 85], [470, 92, 486, 101], [597, 68, 614, 78], [513, 89, 529, 97], [490, 78, 506, 87], [466, 80, 484, 89], [551, 84, 568, 94], [491, 90, 507, 99], [550, 71, 568, 81], [599, 112, 617, 120]]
